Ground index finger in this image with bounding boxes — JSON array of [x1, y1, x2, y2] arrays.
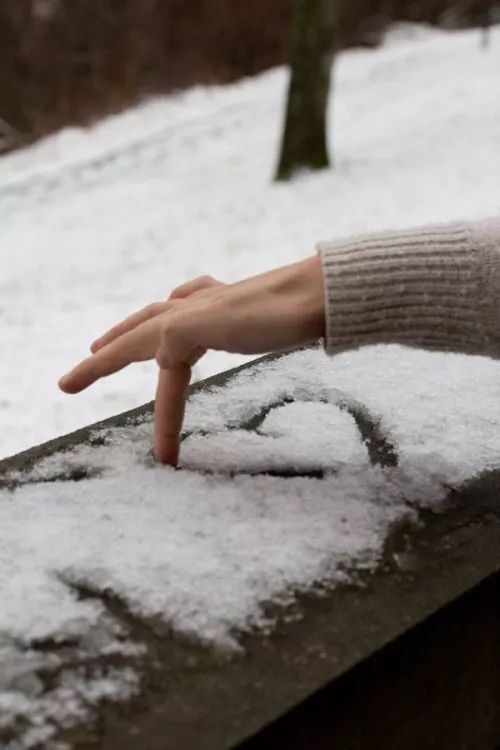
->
[[154, 365, 191, 466], [59, 318, 159, 394]]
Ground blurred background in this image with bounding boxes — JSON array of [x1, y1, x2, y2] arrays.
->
[[0, 0, 497, 143], [1, 0, 499, 458]]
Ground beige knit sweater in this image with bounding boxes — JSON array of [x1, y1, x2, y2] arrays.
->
[[318, 218, 500, 357]]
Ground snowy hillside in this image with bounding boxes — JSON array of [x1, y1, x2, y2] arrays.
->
[[1, 24, 499, 458]]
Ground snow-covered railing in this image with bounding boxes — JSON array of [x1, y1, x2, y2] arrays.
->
[[1, 349, 499, 749]]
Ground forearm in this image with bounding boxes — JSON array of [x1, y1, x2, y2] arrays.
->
[[318, 218, 500, 358]]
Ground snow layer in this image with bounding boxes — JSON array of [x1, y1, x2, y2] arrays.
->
[[1, 24, 500, 458], [4, 343, 500, 746]]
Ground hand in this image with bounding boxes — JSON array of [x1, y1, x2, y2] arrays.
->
[[58, 256, 325, 465]]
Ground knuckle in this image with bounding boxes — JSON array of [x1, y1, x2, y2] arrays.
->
[[193, 274, 216, 288], [160, 313, 180, 337], [205, 274, 221, 287], [147, 301, 164, 314]]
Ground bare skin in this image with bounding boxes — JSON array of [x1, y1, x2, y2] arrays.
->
[[59, 256, 325, 465]]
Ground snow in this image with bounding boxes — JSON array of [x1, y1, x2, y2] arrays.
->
[[4, 343, 500, 747], [1, 22, 500, 748], [1, 24, 500, 459]]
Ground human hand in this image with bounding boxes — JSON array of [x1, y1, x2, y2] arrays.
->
[[58, 256, 325, 465]]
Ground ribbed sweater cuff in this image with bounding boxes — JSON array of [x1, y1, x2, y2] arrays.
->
[[318, 220, 500, 357]]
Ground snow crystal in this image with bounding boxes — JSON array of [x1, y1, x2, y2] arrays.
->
[[0, 663, 138, 750], [3, 344, 500, 745]]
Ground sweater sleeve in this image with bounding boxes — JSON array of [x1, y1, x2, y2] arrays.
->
[[318, 218, 500, 358]]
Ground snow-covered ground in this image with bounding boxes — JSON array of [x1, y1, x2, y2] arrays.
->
[[1, 24, 499, 459]]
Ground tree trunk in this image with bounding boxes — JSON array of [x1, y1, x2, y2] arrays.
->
[[275, 0, 337, 181], [480, 1, 492, 49]]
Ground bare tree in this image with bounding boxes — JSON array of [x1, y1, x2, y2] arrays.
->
[[275, 0, 337, 181]]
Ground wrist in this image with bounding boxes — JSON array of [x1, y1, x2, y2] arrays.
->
[[288, 255, 326, 341]]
